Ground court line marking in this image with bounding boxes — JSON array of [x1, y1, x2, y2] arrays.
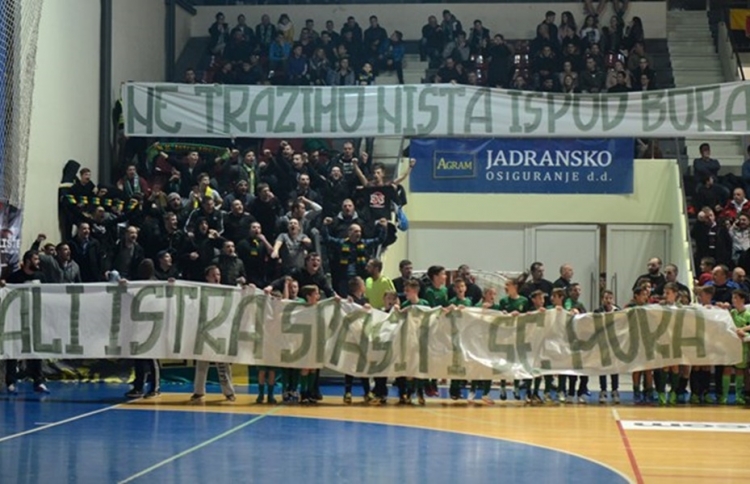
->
[[612, 408, 644, 484], [117, 406, 281, 484], [0, 402, 129, 444]]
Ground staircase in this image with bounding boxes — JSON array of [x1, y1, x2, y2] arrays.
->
[[668, 10, 745, 169]]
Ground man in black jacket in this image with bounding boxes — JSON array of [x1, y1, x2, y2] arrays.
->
[[109, 225, 145, 281], [68, 222, 105, 282], [265, 252, 334, 297], [4, 250, 49, 394]]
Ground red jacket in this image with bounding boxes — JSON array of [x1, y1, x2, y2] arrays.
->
[[721, 199, 750, 220]]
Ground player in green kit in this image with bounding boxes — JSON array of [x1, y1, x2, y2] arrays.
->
[[550, 288, 568, 403], [628, 286, 654, 404], [724, 290, 750, 405], [298, 285, 322, 404], [498, 278, 529, 401], [424, 265, 449, 397], [527, 290, 547, 404], [448, 278, 472, 400], [373, 290, 401, 404], [399, 279, 430, 404], [657, 283, 682, 405], [468, 287, 499, 404]]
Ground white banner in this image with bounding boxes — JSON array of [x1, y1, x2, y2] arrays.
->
[[122, 82, 750, 139], [0, 282, 742, 378]]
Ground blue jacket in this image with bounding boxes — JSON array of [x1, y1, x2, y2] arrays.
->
[[379, 40, 404, 62], [269, 41, 291, 62]]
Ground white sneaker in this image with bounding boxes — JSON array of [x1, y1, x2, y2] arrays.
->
[[598, 392, 607, 404], [577, 395, 587, 404], [558, 393, 566, 403], [7, 383, 17, 394], [34, 383, 49, 394], [543, 391, 552, 403], [468, 391, 476, 402], [612, 390, 620, 405]]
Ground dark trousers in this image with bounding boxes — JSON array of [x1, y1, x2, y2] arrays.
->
[[599, 374, 619, 392], [373, 377, 388, 398], [344, 375, 370, 395], [133, 359, 160, 392], [5, 359, 44, 386]]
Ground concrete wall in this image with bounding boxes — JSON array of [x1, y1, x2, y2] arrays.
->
[[176, 3, 194, 67], [111, 0, 167, 101], [192, 3, 667, 41], [24, 0, 101, 248]]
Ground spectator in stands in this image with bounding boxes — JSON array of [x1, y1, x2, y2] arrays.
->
[[269, 33, 291, 72], [539, 11, 559, 43], [209, 12, 229, 55], [237, 221, 272, 287], [256, 14, 276, 53], [531, 23, 558, 57], [287, 44, 310, 85], [435, 57, 462, 83], [364, 16, 387, 62], [214, 62, 234, 84], [623, 16, 644, 52], [250, 183, 283, 242], [108, 226, 144, 281], [118, 164, 150, 198], [272, 219, 312, 274], [441, 10, 463, 45], [742, 145, 750, 194], [722, 188, 750, 220], [324, 20, 340, 45], [579, 56, 605, 93], [520, 262, 554, 301], [304, 19, 319, 42], [421, 15, 444, 66], [32, 234, 81, 283], [184, 68, 201, 84], [707, 265, 737, 305], [469, 20, 490, 55], [559, 61, 578, 87], [341, 30, 362, 69], [341, 16, 363, 45], [602, 15, 624, 53], [631, 57, 656, 90], [561, 42, 583, 73], [693, 143, 729, 198], [730, 213, 750, 263], [694, 175, 727, 218], [224, 199, 255, 245], [486, 34, 512, 88], [379, 31, 405, 84], [632, 257, 666, 290], [627, 41, 652, 71], [310, 48, 331, 85], [298, 29, 316, 59], [278, 14, 295, 44], [553, 264, 574, 292], [732, 267, 750, 292], [322, 217, 387, 296], [532, 45, 559, 89], [236, 55, 265, 85], [186, 196, 224, 236], [443, 31, 471, 66], [70, 168, 97, 198], [607, 70, 630, 92], [580, 15, 601, 47], [327, 57, 355, 86], [224, 29, 253, 65], [561, 74, 579, 93], [234, 14, 254, 44], [559, 11, 577, 38]]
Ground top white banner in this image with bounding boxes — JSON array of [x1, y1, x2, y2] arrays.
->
[[122, 82, 750, 139]]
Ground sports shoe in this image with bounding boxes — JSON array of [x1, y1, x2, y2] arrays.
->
[[225, 394, 236, 402], [467, 391, 476, 403], [364, 392, 374, 404], [703, 394, 716, 404], [543, 392, 552, 403], [189, 393, 205, 403], [689, 393, 700, 404], [378, 397, 387, 405], [598, 392, 607, 404], [7, 383, 17, 394], [736, 394, 746, 405], [144, 390, 161, 399], [267, 395, 278, 405], [657, 392, 667, 406], [558, 393, 566, 404], [343, 392, 352, 404], [34, 384, 50, 394], [125, 389, 144, 399], [256, 394, 265, 404], [531, 393, 543, 405], [719, 395, 728, 405], [418, 394, 426, 406], [398, 395, 408, 405], [513, 390, 521, 401], [669, 391, 677, 405], [577, 395, 587, 404], [611, 391, 620, 405], [481, 395, 495, 405], [633, 390, 642, 404], [500, 389, 507, 401]]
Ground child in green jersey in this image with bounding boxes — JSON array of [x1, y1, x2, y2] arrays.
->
[[498, 278, 529, 401], [424, 265, 448, 397], [656, 283, 682, 406], [372, 291, 400, 405], [550, 288, 569, 403], [469, 287, 499, 404], [298, 285, 321, 404], [527, 290, 546, 405], [398, 279, 429, 404], [448, 278, 472, 400], [690, 286, 716, 403], [628, 286, 655, 404], [724, 290, 749, 405]]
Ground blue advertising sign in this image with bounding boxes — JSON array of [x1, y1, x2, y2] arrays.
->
[[409, 138, 634, 194]]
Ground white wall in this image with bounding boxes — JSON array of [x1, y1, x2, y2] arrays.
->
[[192, 3, 667, 41], [24, 0, 101, 248], [112, 0, 166, 101], [176, 4, 194, 66]]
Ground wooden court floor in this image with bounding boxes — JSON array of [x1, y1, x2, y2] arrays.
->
[[1, 383, 749, 483]]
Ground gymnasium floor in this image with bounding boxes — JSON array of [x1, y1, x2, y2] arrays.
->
[[1, 382, 749, 483]]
